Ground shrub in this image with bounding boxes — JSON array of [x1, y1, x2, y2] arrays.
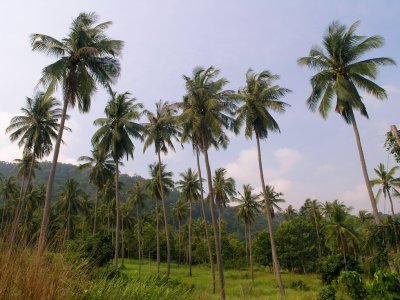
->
[[289, 280, 310, 291], [337, 271, 367, 300], [317, 286, 336, 300], [366, 271, 400, 300], [318, 255, 360, 285]]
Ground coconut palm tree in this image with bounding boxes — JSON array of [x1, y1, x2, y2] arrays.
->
[[128, 181, 149, 274], [303, 198, 323, 257], [172, 200, 188, 267], [236, 184, 261, 281], [55, 178, 87, 242], [177, 168, 201, 276], [370, 163, 400, 252], [31, 12, 124, 254], [78, 147, 115, 235], [92, 91, 143, 269], [179, 66, 237, 299], [236, 68, 290, 296], [262, 184, 285, 219], [143, 100, 179, 277], [213, 168, 236, 244], [298, 21, 396, 225], [0, 177, 19, 235], [6, 93, 63, 248]]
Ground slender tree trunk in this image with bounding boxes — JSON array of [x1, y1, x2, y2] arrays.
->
[[107, 201, 110, 235], [218, 205, 222, 247], [178, 220, 181, 267], [313, 211, 322, 257], [114, 160, 120, 269], [244, 225, 249, 266], [93, 189, 99, 235], [137, 205, 142, 275], [196, 148, 215, 293], [387, 192, 399, 253], [202, 140, 225, 300], [256, 133, 285, 296], [189, 199, 192, 276], [38, 98, 69, 255], [121, 217, 125, 267], [340, 231, 347, 270], [9, 156, 35, 250], [248, 224, 254, 282], [157, 151, 171, 277], [156, 200, 160, 275], [350, 113, 381, 225]]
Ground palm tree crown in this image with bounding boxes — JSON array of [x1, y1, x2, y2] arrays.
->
[[236, 184, 261, 226], [213, 168, 236, 208]]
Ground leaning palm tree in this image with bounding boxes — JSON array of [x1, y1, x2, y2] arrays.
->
[[213, 168, 236, 244], [6, 92, 63, 248], [298, 21, 396, 225], [92, 91, 143, 269], [143, 100, 179, 277], [179, 66, 237, 299], [31, 12, 124, 254], [177, 168, 201, 276], [128, 181, 149, 274], [172, 199, 188, 267], [236, 68, 290, 296], [78, 147, 115, 235], [236, 184, 261, 281]]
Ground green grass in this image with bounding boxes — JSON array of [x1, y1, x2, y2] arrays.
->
[[121, 259, 322, 299]]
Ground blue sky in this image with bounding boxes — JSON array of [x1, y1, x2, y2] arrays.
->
[[1, 0, 400, 213]]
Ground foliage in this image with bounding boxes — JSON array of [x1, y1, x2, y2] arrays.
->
[[337, 271, 367, 300], [253, 229, 272, 268], [289, 280, 310, 291], [385, 131, 400, 164], [366, 271, 400, 300], [317, 286, 336, 300]]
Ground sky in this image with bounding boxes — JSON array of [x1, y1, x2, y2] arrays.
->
[[1, 0, 400, 213]]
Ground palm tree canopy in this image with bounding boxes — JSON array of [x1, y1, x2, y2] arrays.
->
[[236, 184, 261, 226], [128, 181, 149, 210], [261, 184, 285, 214], [179, 66, 238, 152], [31, 12, 123, 110], [6, 92, 66, 159], [298, 21, 395, 123], [213, 168, 236, 208], [147, 162, 174, 200], [78, 147, 115, 188], [370, 163, 400, 200], [92, 91, 143, 162], [143, 100, 180, 155], [176, 168, 201, 203], [14, 152, 40, 180], [173, 200, 188, 222], [236, 69, 291, 139]]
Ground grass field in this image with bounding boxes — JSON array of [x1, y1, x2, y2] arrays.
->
[[122, 259, 322, 299]]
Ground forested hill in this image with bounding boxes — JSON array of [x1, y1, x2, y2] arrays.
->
[[0, 160, 281, 236]]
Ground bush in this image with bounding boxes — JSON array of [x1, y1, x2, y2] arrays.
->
[[317, 286, 336, 300], [366, 271, 400, 300], [289, 280, 310, 291], [337, 271, 367, 300], [318, 255, 360, 285]]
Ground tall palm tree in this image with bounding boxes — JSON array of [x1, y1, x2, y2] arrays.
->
[[31, 12, 124, 254], [370, 163, 400, 252], [6, 93, 63, 248], [298, 21, 396, 225], [172, 200, 188, 267], [143, 100, 179, 277], [236, 184, 261, 281], [262, 184, 285, 219], [177, 168, 201, 276], [92, 91, 143, 269], [236, 68, 290, 296], [303, 198, 323, 257], [147, 162, 174, 274], [179, 66, 237, 300], [78, 147, 115, 235], [55, 178, 87, 242], [128, 181, 149, 274], [213, 168, 236, 244]]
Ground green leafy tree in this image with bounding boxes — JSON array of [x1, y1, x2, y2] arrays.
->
[[298, 21, 396, 225], [177, 168, 201, 276], [92, 91, 143, 269], [236, 184, 261, 280], [180, 66, 237, 299], [143, 100, 179, 277], [6, 93, 63, 247], [236, 68, 290, 296], [32, 12, 123, 254]]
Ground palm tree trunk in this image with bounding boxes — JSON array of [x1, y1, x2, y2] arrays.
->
[[93, 189, 99, 235], [189, 199, 192, 276], [244, 225, 249, 266], [9, 155, 35, 250], [218, 205, 222, 247], [121, 218, 125, 267], [156, 200, 160, 275], [114, 159, 120, 269], [137, 205, 142, 275], [387, 192, 399, 253], [157, 150, 171, 277], [256, 132, 285, 296], [313, 211, 322, 257], [248, 224, 254, 282], [350, 112, 381, 225], [196, 147, 215, 293], [107, 201, 110, 235], [178, 219, 181, 267], [38, 97, 69, 255], [202, 140, 225, 300]]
